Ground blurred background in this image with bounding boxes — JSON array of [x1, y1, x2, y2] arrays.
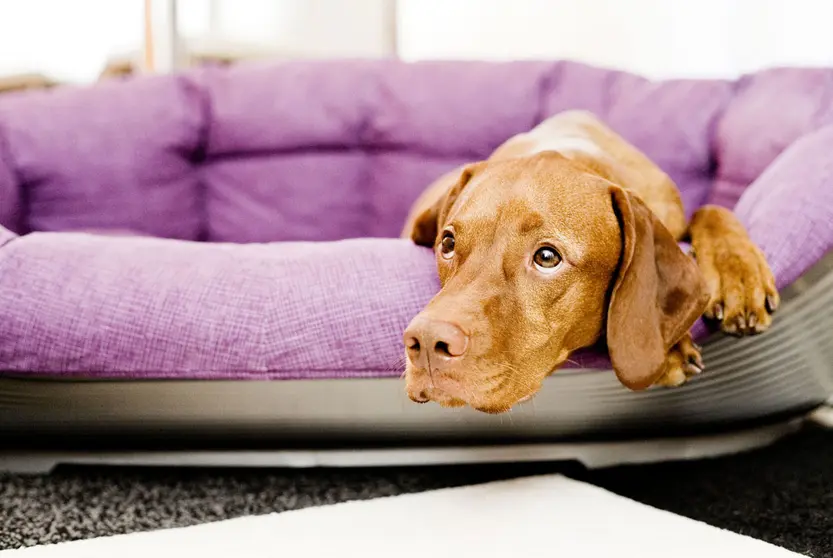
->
[[0, 0, 832, 91]]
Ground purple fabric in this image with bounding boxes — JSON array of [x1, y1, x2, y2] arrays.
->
[[0, 60, 739, 242], [0, 124, 21, 233], [709, 68, 833, 208], [734, 125, 833, 288], [0, 232, 438, 378], [0, 59, 830, 380], [0, 77, 204, 238]]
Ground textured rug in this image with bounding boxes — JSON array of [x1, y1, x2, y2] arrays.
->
[[1, 424, 832, 556]]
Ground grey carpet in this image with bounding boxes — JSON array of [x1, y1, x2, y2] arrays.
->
[[1, 425, 830, 556]]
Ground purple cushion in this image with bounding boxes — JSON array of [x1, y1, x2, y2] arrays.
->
[[0, 77, 204, 239], [709, 68, 833, 209], [0, 231, 439, 379], [734, 125, 833, 289], [0, 113, 830, 379], [0, 60, 731, 243]]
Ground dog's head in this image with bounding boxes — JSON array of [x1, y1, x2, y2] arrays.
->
[[403, 151, 707, 413]]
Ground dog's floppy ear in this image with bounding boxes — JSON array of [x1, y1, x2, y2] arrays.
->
[[410, 163, 485, 247], [606, 187, 709, 390]]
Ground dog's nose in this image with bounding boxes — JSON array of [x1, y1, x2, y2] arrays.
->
[[404, 317, 469, 369]]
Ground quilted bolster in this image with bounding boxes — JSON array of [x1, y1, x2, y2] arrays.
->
[[687, 125, 833, 340], [0, 234, 438, 379], [0, 130, 829, 380], [733, 124, 833, 289], [0, 128, 20, 233], [0, 124, 830, 380], [0, 77, 204, 239]]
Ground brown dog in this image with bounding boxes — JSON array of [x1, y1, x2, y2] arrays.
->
[[401, 111, 778, 414]]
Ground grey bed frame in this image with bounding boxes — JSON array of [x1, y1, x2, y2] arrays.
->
[[2, 251, 832, 473]]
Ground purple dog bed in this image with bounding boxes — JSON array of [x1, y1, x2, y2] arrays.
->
[[0, 60, 832, 453]]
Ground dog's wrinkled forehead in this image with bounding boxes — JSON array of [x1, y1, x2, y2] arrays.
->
[[445, 156, 621, 263]]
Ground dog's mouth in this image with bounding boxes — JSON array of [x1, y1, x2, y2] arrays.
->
[[407, 384, 467, 408], [405, 371, 538, 414]]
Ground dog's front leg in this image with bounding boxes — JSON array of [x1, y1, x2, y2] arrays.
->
[[688, 205, 779, 335]]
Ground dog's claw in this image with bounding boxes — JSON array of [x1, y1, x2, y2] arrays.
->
[[686, 356, 704, 375], [766, 294, 779, 313], [655, 333, 703, 388], [690, 207, 777, 338]]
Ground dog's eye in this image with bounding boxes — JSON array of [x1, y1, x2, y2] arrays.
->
[[533, 247, 561, 271], [440, 231, 455, 259]]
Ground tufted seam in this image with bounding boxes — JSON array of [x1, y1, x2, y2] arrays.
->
[[0, 115, 23, 234], [534, 61, 564, 124], [354, 64, 378, 147], [808, 71, 833, 131], [711, 70, 833, 187], [705, 73, 769, 207], [198, 143, 480, 164], [0, 230, 19, 250], [178, 71, 212, 164], [180, 70, 214, 242], [600, 68, 624, 122], [708, 72, 752, 174], [355, 66, 380, 237], [706, 75, 744, 185]]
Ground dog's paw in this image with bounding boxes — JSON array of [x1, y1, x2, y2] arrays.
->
[[654, 333, 703, 388], [693, 236, 779, 336]]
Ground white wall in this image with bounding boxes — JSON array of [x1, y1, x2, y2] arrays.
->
[[210, 0, 395, 57], [396, 0, 833, 79], [0, 0, 143, 82], [0, 0, 831, 83], [0, 0, 394, 82]]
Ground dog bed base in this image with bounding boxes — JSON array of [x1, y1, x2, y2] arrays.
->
[[0, 419, 804, 474], [2, 252, 832, 469]]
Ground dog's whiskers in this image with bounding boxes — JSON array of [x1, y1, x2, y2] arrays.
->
[[379, 354, 409, 378]]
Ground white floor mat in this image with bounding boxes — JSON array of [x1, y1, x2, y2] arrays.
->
[[3, 474, 797, 558]]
